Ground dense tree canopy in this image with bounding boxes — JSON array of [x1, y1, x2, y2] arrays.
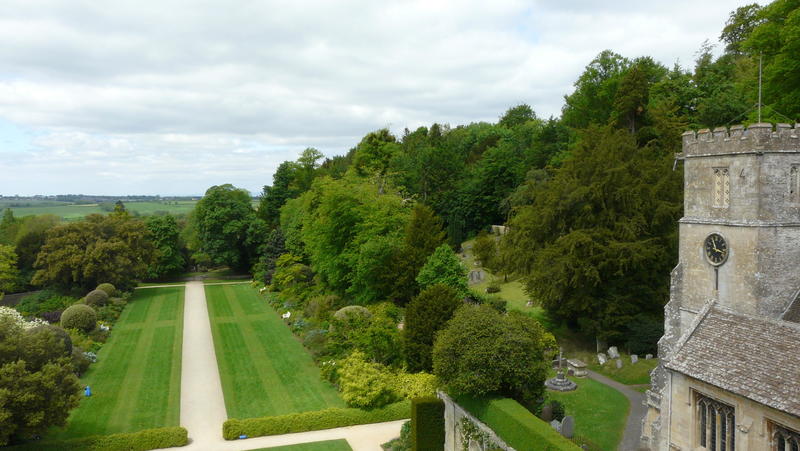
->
[[500, 126, 681, 341], [195, 184, 265, 272], [404, 284, 462, 372], [32, 213, 155, 291], [0, 317, 81, 445], [145, 215, 186, 279]]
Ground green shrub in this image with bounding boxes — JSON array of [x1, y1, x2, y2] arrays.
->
[[222, 401, 410, 440], [411, 397, 444, 451], [60, 304, 97, 332], [85, 289, 109, 307], [485, 283, 501, 294], [487, 298, 507, 313], [95, 283, 117, 297], [392, 372, 438, 400], [454, 395, 579, 451], [6, 426, 188, 450], [14, 290, 76, 316], [71, 346, 91, 376], [338, 351, 397, 408]]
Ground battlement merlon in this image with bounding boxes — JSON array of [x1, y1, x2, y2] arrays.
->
[[680, 123, 800, 157]]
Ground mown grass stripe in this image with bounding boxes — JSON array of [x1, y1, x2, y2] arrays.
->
[[206, 284, 344, 420], [216, 322, 273, 417], [105, 288, 165, 432], [46, 286, 184, 440]]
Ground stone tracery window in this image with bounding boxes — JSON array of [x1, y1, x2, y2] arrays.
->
[[714, 168, 730, 208], [771, 422, 800, 451], [696, 392, 735, 451]]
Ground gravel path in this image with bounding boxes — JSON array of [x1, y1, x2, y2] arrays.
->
[[165, 281, 404, 451], [586, 370, 646, 451], [179, 281, 228, 449]]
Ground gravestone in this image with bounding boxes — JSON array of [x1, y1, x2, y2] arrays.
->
[[631, 354, 639, 364], [541, 404, 553, 422], [607, 346, 620, 359], [550, 419, 562, 433], [615, 358, 623, 369], [561, 415, 575, 439], [597, 353, 607, 365], [645, 353, 653, 360]]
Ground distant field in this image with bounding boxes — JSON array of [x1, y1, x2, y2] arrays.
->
[[0, 201, 198, 220], [47, 286, 185, 439], [206, 284, 344, 419]]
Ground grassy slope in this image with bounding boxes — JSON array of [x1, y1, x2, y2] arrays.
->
[[547, 376, 628, 451], [246, 439, 352, 451], [48, 286, 185, 439], [206, 284, 344, 419]]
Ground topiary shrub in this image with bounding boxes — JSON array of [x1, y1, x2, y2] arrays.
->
[[95, 283, 117, 298], [61, 304, 97, 332], [411, 397, 444, 451], [333, 305, 372, 322], [85, 290, 109, 307]]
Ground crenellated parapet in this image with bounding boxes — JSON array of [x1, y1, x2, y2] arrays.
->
[[681, 123, 800, 156]]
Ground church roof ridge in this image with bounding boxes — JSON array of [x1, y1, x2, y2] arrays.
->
[[666, 307, 800, 417]]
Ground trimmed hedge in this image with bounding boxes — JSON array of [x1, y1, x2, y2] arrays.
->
[[455, 396, 579, 451], [96, 283, 117, 297], [85, 289, 110, 307], [7, 426, 188, 451], [411, 397, 444, 451], [61, 304, 97, 332], [223, 401, 410, 440]]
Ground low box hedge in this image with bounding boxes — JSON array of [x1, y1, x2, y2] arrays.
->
[[223, 400, 411, 440], [8, 426, 188, 451], [411, 397, 444, 451], [455, 396, 579, 451]]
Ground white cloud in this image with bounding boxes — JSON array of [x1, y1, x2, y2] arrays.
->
[[0, 0, 747, 195]]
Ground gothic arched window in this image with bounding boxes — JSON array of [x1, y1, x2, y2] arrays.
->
[[771, 422, 800, 451], [696, 392, 736, 450]]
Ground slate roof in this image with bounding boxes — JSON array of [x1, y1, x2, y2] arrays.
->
[[666, 307, 800, 417]]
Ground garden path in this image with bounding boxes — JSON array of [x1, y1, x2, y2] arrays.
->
[[586, 370, 646, 451], [172, 281, 403, 450]]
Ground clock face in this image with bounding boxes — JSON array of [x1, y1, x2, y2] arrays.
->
[[704, 233, 728, 266]]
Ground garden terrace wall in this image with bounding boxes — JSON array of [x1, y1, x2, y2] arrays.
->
[[222, 401, 410, 440], [440, 392, 579, 451]]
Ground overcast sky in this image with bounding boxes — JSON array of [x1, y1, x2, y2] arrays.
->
[[0, 0, 748, 196]]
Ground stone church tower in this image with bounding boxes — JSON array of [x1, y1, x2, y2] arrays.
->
[[643, 123, 800, 450]]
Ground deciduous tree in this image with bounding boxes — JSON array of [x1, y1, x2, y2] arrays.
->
[[432, 304, 555, 407]]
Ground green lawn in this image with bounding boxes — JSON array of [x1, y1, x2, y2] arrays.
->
[[48, 286, 185, 439], [206, 284, 344, 419], [546, 376, 629, 451], [247, 439, 352, 451]]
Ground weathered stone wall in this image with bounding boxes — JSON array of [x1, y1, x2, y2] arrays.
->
[[644, 123, 800, 450], [679, 123, 800, 319], [665, 373, 800, 451], [439, 392, 515, 451]]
